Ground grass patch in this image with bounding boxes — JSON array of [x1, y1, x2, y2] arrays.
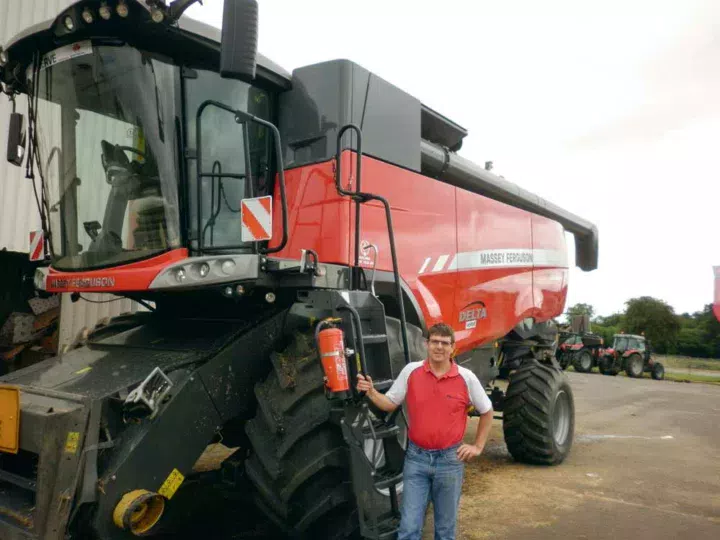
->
[[663, 372, 720, 385], [567, 364, 720, 385], [654, 355, 720, 371]]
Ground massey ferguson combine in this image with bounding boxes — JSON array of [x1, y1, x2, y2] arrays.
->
[[0, 1, 598, 538]]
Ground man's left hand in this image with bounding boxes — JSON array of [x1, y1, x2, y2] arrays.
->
[[457, 443, 483, 462]]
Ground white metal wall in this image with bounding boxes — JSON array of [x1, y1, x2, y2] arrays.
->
[[1, 0, 143, 350], [0, 0, 74, 253]]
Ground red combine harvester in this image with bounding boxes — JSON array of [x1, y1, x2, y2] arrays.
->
[[0, 1, 598, 538]]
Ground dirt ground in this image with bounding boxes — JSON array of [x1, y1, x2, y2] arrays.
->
[[424, 372, 720, 539]]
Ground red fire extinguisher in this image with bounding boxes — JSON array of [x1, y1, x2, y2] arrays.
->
[[315, 319, 351, 398]]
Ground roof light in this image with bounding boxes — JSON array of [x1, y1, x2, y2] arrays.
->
[[63, 16, 75, 31], [82, 9, 94, 24], [199, 263, 210, 278], [151, 7, 165, 23], [175, 268, 186, 283], [99, 2, 112, 20], [116, 1, 129, 18]]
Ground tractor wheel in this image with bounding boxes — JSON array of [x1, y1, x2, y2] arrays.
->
[[625, 354, 644, 378], [245, 319, 423, 539], [651, 362, 665, 380], [503, 359, 575, 465], [573, 350, 593, 373], [598, 356, 619, 376]]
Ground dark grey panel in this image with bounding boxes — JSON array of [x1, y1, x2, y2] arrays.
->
[[279, 60, 421, 172]]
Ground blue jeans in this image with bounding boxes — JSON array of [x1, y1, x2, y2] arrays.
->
[[398, 441, 465, 540]]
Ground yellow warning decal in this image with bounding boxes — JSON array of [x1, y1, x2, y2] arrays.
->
[[158, 468, 184, 500], [65, 432, 80, 454], [75, 367, 92, 375]]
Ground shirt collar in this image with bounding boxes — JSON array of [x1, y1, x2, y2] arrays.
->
[[423, 359, 459, 379]]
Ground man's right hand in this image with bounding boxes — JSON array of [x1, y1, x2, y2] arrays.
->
[[356, 373, 399, 412], [356, 373, 374, 394]]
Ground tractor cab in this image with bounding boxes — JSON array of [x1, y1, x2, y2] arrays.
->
[[1, 1, 290, 301]]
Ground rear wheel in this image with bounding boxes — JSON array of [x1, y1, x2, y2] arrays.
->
[[573, 350, 593, 373], [625, 354, 644, 378], [651, 362, 665, 380], [503, 359, 575, 465]]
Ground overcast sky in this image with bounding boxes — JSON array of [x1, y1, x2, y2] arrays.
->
[[187, 0, 720, 317]]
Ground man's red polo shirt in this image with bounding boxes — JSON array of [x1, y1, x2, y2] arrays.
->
[[385, 359, 492, 450]]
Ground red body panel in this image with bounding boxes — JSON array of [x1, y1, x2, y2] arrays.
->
[[42, 151, 569, 357], [273, 152, 569, 356], [44, 249, 189, 293]]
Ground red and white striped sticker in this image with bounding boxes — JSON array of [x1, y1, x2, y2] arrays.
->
[[241, 196, 273, 242], [29, 230, 45, 261]]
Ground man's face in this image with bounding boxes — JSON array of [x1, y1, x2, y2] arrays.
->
[[427, 333, 454, 364]]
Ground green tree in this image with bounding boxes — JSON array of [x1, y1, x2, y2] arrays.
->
[[567, 303, 595, 319], [624, 296, 680, 353]]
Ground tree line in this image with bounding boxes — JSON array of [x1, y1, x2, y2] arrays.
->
[[565, 298, 720, 358]]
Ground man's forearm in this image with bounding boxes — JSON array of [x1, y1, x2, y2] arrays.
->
[[474, 409, 494, 449], [367, 388, 399, 412]]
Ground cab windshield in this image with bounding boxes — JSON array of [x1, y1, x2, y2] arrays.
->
[[32, 42, 181, 270]]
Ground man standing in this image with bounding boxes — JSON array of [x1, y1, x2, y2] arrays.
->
[[357, 323, 493, 540]]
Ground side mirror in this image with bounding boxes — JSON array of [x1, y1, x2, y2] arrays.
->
[[6, 112, 25, 166], [220, 0, 259, 82]]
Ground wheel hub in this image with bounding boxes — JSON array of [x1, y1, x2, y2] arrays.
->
[[553, 390, 571, 446]]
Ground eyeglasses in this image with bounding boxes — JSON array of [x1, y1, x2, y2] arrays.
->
[[428, 339, 453, 348]]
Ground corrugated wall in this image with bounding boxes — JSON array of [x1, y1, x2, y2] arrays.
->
[[0, 0, 73, 252], [1, 0, 143, 351]]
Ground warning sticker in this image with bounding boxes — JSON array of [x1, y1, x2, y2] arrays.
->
[[40, 40, 93, 71], [158, 468, 185, 500], [65, 432, 80, 454]]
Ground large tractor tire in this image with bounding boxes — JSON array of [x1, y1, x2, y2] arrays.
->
[[573, 350, 593, 373], [625, 354, 644, 378], [245, 318, 424, 539], [503, 359, 575, 465], [651, 362, 665, 380]]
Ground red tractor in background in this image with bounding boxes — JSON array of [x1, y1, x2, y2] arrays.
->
[[556, 331, 604, 372], [0, 1, 599, 539], [599, 334, 665, 380], [555, 314, 604, 372]]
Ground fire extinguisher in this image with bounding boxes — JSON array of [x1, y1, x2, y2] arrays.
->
[[315, 318, 352, 399]]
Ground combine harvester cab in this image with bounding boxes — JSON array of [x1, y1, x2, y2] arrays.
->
[[0, 1, 598, 538]]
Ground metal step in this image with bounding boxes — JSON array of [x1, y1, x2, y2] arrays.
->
[[367, 515, 400, 540], [373, 466, 403, 490], [361, 420, 399, 440], [363, 333, 388, 345]]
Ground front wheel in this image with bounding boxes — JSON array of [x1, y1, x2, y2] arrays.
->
[[503, 359, 575, 465], [651, 362, 665, 380], [598, 356, 619, 376]]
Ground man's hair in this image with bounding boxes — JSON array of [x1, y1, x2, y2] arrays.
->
[[427, 323, 455, 344]]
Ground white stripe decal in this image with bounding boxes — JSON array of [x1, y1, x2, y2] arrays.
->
[[420, 248, 568, 274], [432, 254, 449, 272]]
